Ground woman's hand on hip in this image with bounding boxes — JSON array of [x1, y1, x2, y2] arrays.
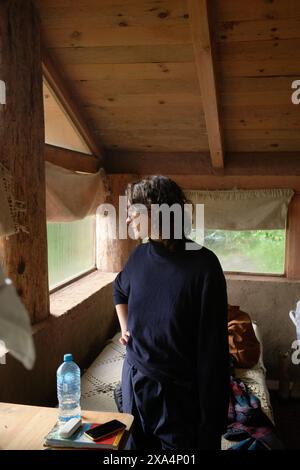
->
[[119, 330, 130, 345]]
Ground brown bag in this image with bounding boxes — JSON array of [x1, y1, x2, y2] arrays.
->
[[228, 304, 260, 369]]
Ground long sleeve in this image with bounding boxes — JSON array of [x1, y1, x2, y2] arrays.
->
[[113, 267, 130, 305], [196, 255, 229, 446]]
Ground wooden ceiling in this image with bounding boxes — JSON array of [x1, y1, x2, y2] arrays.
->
[[35, 0, 300, 171]]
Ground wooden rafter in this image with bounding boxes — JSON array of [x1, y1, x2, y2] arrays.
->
[[45, 144, 100, 173], [42, 47, 104, 164], [106, 150, 300, 176], [188, 0, 224, 169]]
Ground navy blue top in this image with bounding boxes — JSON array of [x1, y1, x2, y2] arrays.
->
[[113, 239, 229, 433]]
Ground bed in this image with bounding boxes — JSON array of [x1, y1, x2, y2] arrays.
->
[[81, 322, 274, 450]]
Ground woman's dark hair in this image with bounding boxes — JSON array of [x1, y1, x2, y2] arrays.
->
[[126, 175, 192, 251]]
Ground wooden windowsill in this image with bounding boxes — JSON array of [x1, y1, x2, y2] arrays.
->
[[225, 273, 300, 283], [32, 271, 117, 335], [49, 270, 117, 318]]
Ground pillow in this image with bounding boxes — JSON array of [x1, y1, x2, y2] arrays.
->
[[228, 305, 261, 369]]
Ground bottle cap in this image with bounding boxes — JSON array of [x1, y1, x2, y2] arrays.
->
[[64, 353, 73, 362]]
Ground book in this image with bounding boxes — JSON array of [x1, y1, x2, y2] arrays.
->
[[44, 422, 126, 450]]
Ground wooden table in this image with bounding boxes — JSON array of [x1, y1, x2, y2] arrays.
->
[[0, 402, 133, 450]]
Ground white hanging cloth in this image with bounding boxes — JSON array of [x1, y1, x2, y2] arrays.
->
[[0, 264, 35, 370]]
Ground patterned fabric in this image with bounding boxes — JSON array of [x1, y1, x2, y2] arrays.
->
[[224, 375, 284, 450]]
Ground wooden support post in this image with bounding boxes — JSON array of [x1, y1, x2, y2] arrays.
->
[[286, 194, 300, 280], [0, 0, 49, 323], [97, 175, 138, 273]]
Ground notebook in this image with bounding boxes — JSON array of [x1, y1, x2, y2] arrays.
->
[[44, 422, 126, 450]]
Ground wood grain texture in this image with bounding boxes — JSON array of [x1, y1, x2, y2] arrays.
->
[[43, 48, 104, 160], [286, 194, 300, 280], [62, 62, 198, 81], [49, 44, 195, 65], [222, 105, 300, 130], [100, 129, 209, 152], [214, 0, 300, 22], [97, 174, 138, 272], [188, 0, 224, 168], [86, 105, 206, 131], [106, 150, 300, 176], [224, 129, 300, 152], [44, 81, 92, 154], [37, 0, 300, 155], [74, 78, 200, 97], [45, 144, 99, 173], [217, 18, 300, 43], [35, 0, 189, 27], [0, 402, 133, 450], [0, 0, 49, 323], [40, 24, 191, 48]]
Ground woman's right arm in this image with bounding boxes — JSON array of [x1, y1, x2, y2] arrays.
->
[[115, 304, 130, 345], [113, 268, 131, 345]]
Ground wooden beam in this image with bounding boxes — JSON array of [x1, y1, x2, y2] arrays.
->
[[0, 0, 49, 323], [97, 174, 138, 273], [188, 0, 224, 169], [285, 194, 300, 280], [45, 144, 100, 173], [105, 150, 212, 175], [42, 47, 104, 163], [105, 150, 300, 176]]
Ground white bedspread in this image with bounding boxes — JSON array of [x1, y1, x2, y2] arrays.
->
[[81, 331, 274, 450]]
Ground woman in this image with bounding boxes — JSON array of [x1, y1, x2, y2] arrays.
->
[[113, 176, 229, 450]]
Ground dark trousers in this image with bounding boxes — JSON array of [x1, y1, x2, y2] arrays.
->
[[121, 357, 221, 450]]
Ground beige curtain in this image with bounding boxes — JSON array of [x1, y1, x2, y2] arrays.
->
[[184, 188, 294, 230], [0, 163, 27, 237], [46, 161, 110, 222]]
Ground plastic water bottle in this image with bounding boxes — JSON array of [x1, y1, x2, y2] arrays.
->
[[57, 353, 81, 423]]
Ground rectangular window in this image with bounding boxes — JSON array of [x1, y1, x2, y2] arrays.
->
[[47, 216, 96, 290], [191, 229, 286, 275]]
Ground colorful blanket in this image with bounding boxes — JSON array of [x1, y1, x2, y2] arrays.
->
[[224, 375, 284, 450]]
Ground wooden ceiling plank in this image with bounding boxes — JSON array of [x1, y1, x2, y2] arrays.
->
[[87, 106, 207, 131], [62, 62, 198, 81], [77, 93, 202, 109], [219, 38, 300, 61], [75, 78, 199, 96], [40, 24, 191, 48], [42, 47, 104, 161], [223, 105, 300, 130], [99, 129, 209, 152], [49, 44, 194, 65], [188, 0, 224, 169], [215, 0, 300, 22], [37, 0, 189, 28], [217, 18, 300, 43], [220, 59, 300, 78]]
